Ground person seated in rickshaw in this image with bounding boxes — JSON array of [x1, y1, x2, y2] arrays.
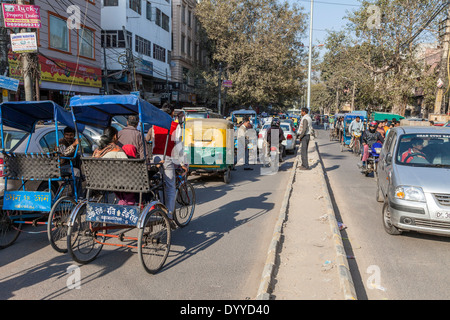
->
[[56, 126, 82, 197], [93, 127, 136, 205]]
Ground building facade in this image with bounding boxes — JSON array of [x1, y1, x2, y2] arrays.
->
[[101, 0, 172, 106], [6, 0, 102, 106], [170, 0, 209, 107]]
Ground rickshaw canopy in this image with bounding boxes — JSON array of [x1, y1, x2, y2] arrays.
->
[[0, 100, 80, 133], [70, 95, 173, 130], [371, 112, 404, 122]]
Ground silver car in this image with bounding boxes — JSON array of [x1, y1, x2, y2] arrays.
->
[[0, 125, 95, 197], [377, 126, 450, 236]]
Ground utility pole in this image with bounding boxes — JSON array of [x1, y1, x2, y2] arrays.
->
[[435, 3, 450, 115], [218, 62, 223, 115], [122, 26, 137, 92], [17, 0, 33, 101], [306, 0, 314, 112]]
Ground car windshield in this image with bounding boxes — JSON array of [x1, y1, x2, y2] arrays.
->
[[0, 130, 28, 152], [281, 124, 290, 132], [187, 113, 208, 119], [396, 133, 450, 167]]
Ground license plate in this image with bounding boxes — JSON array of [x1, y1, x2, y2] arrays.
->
[[435, 210, 450, 220]]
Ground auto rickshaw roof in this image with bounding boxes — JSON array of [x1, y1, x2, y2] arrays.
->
[[0, 100, 80, 133], [70, 95, 173, 130]]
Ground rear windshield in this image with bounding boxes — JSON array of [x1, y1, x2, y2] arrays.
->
[[0, 131, 28, 151], [396, 133, 450, 167], [187, 113, 208, 119]]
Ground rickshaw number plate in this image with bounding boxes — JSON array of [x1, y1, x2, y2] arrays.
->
[[3, 191, 51, 212], [86, 203, 141, 226]]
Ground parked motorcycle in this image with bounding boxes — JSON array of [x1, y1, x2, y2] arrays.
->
[[362, 142, 382, 177]]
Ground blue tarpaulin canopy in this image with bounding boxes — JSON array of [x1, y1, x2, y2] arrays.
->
[[70, 95, 173, 130], [0, 100, 81, 133]]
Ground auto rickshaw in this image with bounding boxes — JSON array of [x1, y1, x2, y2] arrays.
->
[[184, 118, 234, 183]]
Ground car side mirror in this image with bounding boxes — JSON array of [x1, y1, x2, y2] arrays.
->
[[385, 152, 392, 164]]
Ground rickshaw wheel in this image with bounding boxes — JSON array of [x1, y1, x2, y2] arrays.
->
[[138, 208, 171, 274], [174, 182, 196, 228], [67, 202, 104, 264], [47, 196, 76, 253], [0, 210, 22, 249]]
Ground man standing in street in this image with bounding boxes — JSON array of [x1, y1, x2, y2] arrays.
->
[[237, 116, 254, 170], [298, 108, 313, 170], [117, 115, 145, 159]]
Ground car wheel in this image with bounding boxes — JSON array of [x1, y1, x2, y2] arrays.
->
[[382, 201, 402, 235]]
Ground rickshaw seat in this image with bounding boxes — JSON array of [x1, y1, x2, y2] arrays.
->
[[81, 157, 151, 193], [2, 152, 62, 180]]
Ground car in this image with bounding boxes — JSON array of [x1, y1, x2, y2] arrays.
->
[[0, 125, 96, 198], [257, 121, 296, 154], [376, 126, 450, 237], [280, 121, 297, 154]]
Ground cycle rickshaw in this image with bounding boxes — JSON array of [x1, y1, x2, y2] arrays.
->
[[184, 118, 234, 184], [341, 112, 366, 154], [0, 101, 81, 252], [67, 94, 194, 274]]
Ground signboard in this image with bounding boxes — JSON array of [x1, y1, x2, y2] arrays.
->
[[10, 32, 38, 53], [222, 80, 233, 88], [0, 75, 20, 91], [1, 4, 41, 29], [86, 203, 141, 226], [39, 56, 102, 88], [3, 191, 51, 212]]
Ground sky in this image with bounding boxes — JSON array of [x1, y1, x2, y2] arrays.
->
[[290, 0, 362, 48]]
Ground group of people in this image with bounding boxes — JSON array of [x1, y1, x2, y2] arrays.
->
[[57, 104, 187, 220]]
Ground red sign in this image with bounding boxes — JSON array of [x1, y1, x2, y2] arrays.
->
[[2, 4, 41, 29]]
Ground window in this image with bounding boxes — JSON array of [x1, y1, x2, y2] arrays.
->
[[101, 30, 132, 48], [155, 8, 161, 26], [188, 10, 191, 28], [162, 13, 169, 32], [129, 0, 141, 14], [146, 1, 152, 20], [181, 4, 186, 24], [39, 131, 61, 153], [187, 38, 191, 57], [104, 0, 118, 6], [153, 44, 165, 62], [49, 14, 69, 52], [181, 34, 185, 53], [78, 27, 94, 59], [136, 35, 151, 57]]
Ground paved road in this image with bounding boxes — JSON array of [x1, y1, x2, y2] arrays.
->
[[316, 128, 450, 300], [0, 155, 296, 300]]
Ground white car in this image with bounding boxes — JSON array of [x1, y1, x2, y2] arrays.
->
[[280, 121, 297, 154], [257, 122, 297, 154]]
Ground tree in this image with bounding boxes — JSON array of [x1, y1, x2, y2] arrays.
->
[[195, 0, 308, 110]]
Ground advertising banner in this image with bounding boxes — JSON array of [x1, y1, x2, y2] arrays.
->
[[10, 32, 38, 53], [39, 56, 102, 88], [1, 4, 41, 28]]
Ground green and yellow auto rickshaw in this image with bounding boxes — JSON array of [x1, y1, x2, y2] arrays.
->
[[184, 118, 235, 183]]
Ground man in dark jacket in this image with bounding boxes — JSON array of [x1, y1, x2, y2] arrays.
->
[[117, 115, 145, 159]]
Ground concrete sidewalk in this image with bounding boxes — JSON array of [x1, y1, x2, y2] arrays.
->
[[256, 141, 357, 300]]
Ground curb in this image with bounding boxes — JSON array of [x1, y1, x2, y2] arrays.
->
[[255, 154, 299, 300], [314, 141, 357, 300]]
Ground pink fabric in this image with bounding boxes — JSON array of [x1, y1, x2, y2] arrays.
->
[[362, 144, 370, 162]]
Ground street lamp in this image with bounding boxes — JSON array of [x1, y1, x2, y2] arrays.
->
[[306, 0, 314, 112]]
